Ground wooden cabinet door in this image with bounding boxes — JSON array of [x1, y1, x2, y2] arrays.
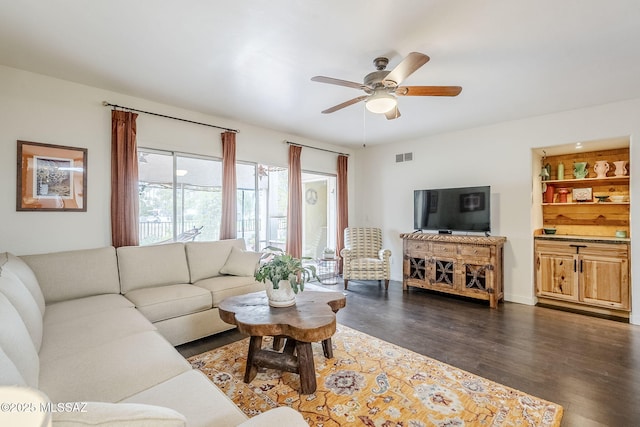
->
[[427, 256, 459, 291], [536, 251, 579, 301], [580, 254, 630, 310]]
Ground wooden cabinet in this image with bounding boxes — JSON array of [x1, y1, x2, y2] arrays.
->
[[535, 144, 631, 317], [535, 238, 630, 316], [401, 233, 506, 308]]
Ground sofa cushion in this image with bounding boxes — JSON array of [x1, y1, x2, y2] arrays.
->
[[194, 276, 264, 307], [2, 252, 45, 315], [219, 246, 262, 277], [125, 284, 212, 323], [348, 257, 385, 271], [0, 293, 39, 388], [123, 370, 247, 427], [0, 347, 26, 386], [40, 306, 156, 363], [0, 386, 51, 427], [0, 271, 43, 351], [44, 294, 135, 325], [21, 247, 120, 304], [118, 243, 190, 294], [185, 239, 246, 283], [52, 402, 187, 427], [39, 331, 191, 403]]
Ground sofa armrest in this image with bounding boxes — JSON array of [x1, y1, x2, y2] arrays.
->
[[52, 402, 186, 427], [378, 248, 391, 260], [236, 407, 308, 427], [339, 248, 353, 260]]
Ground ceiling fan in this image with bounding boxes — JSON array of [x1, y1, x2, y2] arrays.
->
[[311, 52, 461, 120]]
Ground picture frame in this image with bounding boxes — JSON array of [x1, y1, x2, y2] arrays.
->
[[16, 140, 87, 211], [572, 187, 592, 202], [460, 192, 485, 212]]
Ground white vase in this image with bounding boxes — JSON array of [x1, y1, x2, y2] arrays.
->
[[265, 279, 296, 307], [593, 160, 609, 179], [613, 160, 627, 177]]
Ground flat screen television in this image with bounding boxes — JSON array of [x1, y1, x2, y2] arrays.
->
[[414, 186, 491, 233]]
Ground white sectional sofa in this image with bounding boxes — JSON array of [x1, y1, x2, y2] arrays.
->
[[0, 239, 308, 427]]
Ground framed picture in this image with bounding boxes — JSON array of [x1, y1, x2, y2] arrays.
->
[[16, 140, 87, 211], [460, 192, 485, 212], [572, 187, 592, 202]]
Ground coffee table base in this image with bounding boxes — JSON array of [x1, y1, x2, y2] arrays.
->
[[244, 335, 333, 394]]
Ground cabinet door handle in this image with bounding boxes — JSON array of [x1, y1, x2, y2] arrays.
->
[[580, 259, 583, 273], [573, 259, 577, 272], [569, 244, 587, 254]]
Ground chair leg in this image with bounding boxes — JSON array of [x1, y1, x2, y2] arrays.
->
[[384, 279, 389, 290], [344, 279, 349, 290]]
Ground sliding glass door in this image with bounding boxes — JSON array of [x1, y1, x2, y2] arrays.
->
[[138, 150, 337, 255], [302, 172, 337, 259]]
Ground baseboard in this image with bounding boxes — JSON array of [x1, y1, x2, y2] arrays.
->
[[503, 293, 536, 306], [629, 313, 640, 326]]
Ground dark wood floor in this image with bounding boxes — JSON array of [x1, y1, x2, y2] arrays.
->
[[177, 280, 640, 427]]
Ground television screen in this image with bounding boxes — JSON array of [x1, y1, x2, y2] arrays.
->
[[414, 186, 491, 233]]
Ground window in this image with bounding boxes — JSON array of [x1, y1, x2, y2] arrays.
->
[[138, 149, 222, 245], [237, 162, 257, 250], [257, 165, 288, 251], [138, 149, 336, 255]]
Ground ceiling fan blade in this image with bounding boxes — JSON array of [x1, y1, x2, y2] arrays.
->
[[311, 76, 366, 90], [384, 107, 401, 120], [395, 86, 462, 96], [321, 95, 368, 114], [382, 52, 430, 86]]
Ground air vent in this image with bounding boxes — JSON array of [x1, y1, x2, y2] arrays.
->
[[396, 152, 413, 163]]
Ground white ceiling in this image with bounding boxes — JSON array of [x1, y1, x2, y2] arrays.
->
[[2, 1, 640, 147]]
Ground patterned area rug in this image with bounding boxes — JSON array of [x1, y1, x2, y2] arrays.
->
[[189, 325, 563, 426]]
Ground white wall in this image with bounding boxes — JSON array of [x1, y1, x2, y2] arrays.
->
[[353, 98, 640, 324], [2, 65, 638, 324], [0, 65, 355, 255]]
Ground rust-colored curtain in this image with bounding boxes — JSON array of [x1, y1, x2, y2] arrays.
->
[[336, 155, 349, 273], [111, 110, 139, 248], [286, 145, 302, 258], [220, 131, 237, 240]]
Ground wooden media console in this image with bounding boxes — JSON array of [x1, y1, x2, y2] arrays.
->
[[400, 233, 507, 308]]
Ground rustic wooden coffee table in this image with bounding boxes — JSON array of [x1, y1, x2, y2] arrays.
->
[[218, 290, 346, 394]]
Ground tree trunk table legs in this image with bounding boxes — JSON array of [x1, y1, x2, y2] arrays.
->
[[243, 336, 263, 383], [321, 337, 333, 358], [243, 336, 336, 394]]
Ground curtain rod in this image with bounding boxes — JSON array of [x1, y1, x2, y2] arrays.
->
[[285, 141, 349, 157], [102, 101, 239, 133]]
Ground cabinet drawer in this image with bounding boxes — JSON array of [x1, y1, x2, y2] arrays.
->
[[579, 242, 629, 258], [407, 240, 429, 253], [432, 243, 456, 255], [460, 245, 490, 258]]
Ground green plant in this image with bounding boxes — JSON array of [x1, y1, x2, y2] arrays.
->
[[254, 247, 317, 293]]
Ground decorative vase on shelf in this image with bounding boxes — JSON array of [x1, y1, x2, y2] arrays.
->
[[613, 160, 627, 177], [544, 184, 555, 203], [557, 188, 570, 203], [557, 163, 565, 180], [593, 160, 609, 179], [573, 162, 588, 179], [265, 280, 296, 307]]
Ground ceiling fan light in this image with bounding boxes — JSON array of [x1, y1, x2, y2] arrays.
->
[[365, 92, 397, 114]]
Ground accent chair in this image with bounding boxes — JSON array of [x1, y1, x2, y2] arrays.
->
[[341, 227, 391, 290]]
